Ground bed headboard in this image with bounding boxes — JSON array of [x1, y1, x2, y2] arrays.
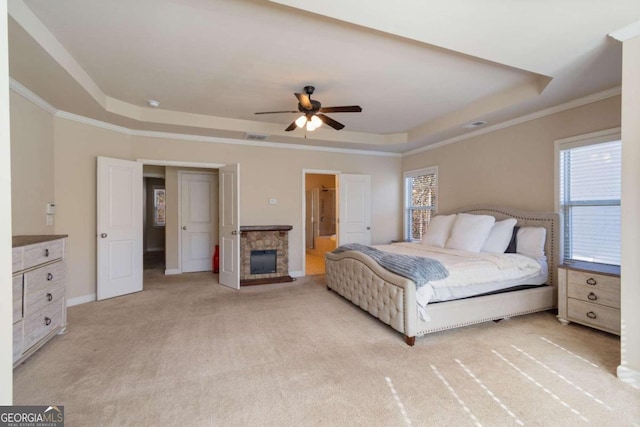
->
[[442, 205, 561, 287]]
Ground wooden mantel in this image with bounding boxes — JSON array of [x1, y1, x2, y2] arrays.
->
[[240, 225, 293, 233]]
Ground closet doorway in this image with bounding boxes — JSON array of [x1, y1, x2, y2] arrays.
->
[[304, 172, 338, 275]]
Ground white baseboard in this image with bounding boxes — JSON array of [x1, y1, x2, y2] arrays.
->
[[67, 294, 96, 307], [290, 270, 305, 278], [617, 365, 640, 389], [164, 268, 180, 275]]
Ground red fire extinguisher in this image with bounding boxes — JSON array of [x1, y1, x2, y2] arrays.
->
[[213, 245, 220, 273]]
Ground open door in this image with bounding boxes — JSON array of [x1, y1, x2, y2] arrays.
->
[[97, 157, 143, 300], [219, 163, 240, 289], [338, 174, 371, 245]]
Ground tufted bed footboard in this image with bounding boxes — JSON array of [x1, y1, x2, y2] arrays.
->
[[325, 250, 419, 345]]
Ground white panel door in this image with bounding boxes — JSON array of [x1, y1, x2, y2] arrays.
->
[[219, 163, 240, 289], [180, 172, 217, 273], [338, 174, 371, 245], [97, 157, 143, 300]]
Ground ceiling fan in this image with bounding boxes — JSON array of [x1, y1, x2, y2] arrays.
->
[[255, 86, 362, 132]]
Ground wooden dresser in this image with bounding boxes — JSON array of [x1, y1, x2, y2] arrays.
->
[[12, 235, 68, 366], [557, 263, 620, 335]]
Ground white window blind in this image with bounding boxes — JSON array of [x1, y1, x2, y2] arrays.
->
[[559, 139, 621, 265], [404, 167, 437, 241]]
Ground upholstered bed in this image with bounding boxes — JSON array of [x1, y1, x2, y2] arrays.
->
[[325, 206, 560, 345]]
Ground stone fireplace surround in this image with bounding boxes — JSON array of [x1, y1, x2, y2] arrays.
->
[[240, 225, 293, 286]]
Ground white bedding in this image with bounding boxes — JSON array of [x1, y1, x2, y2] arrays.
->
[[375, 242, 548, 320]]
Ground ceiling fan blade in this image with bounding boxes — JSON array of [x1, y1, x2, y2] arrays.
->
[[319, 106, 362, 113], [284, 120, 298, 132], [295, 92, 312, 110], [254, 110, 298, 115], [316, 114, 345, 130]]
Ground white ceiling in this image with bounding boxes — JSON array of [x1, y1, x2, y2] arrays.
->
[[7, 0, 640, 153]]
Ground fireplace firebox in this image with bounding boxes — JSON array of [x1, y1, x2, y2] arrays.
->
[[250, 250, 277, 274]]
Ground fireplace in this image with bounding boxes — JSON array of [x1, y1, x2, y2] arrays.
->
[[240, 225, 293, 286], [250, 250, 277, 274]]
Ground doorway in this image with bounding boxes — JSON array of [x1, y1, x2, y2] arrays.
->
[[304, 172, 338, 275], [143, 173, 166, 272]]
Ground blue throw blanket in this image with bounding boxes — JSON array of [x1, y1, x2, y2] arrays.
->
[[332, 243, 448, 288]]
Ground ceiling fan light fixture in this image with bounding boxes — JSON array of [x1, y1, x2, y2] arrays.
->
[[310, 115, 322, 128], [295, 115, 307, 128], [306, 121, 316, 131]]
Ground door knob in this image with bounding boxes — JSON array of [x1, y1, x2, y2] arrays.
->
[[182, 226, 187, 230], [100, 233, 107, 238], [231, 230, 238, 235], [366, 227, 371, 230]]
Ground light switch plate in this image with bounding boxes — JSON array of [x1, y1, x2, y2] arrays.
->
[[268, 198, 277, 205]]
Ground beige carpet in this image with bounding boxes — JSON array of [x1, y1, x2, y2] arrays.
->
[[14, 270, 640, 426]]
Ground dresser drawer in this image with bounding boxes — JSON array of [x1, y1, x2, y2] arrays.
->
[[13, 321, 23, 362], [567, 270, 619, 293], [23, 239, 64, 271], [23, 299, 64, 351], [13, 275, 23, 323], [568, 298, 620, 334], [12, 247, 23, 273], [567, 283, 620, 309], [24, 262, 65, 314]]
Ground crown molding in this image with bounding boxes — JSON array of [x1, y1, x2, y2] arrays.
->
[[403, 86, 622, 157], [9, 82, 400, 158], [9, 78, 58, 115], [11, 75, 620, 159]]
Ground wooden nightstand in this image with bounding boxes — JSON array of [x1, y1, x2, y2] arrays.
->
[[557, 262, 620, 335]]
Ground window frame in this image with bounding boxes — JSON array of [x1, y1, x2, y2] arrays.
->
[[403, 166, 438, 241], [554, 127, 621, 266]]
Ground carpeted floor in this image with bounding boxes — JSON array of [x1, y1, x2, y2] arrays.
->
[[13, 270, 640, 426]]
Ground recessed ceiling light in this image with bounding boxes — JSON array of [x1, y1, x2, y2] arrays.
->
[[463, 120, 488, 129], [147, 99, 160, 108]]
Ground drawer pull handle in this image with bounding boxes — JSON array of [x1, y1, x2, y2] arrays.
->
[[44, 248, 49, 257], [44, 317, 52, 326], [586, 311, 597, 319], [586, 277, 597, 286], [587, 292, 598, 301], [47, 293, 53, 302], [47, 273, 53, 281]]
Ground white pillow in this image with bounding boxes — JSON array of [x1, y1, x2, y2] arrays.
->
[[481, 218, 518, 253], [422, 214, 457, 248], [516, 227, 546, 258], [445, 213, 496, 252]]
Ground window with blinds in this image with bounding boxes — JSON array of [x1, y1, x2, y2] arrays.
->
[[404, 167, 438, 241], [559, 138, 621, 266]]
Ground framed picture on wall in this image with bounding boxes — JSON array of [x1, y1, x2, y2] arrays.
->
[[153, 188, 166, 227]]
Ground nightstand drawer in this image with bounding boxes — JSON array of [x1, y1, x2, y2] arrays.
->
[[567, 299, 620, 334], [567, 283, 620, 309], [567, 270, 618, 293]]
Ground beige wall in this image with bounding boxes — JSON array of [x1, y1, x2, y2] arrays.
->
[[620, 33, 640, 387], [10, 93, 55, 234], [7, 107, 402, 300], [53, 118, 132, 301], [403, 96, 622, 212], [131, 136, 403, 278]]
